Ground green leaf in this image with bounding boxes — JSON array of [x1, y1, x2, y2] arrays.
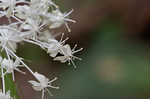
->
[[5, 74, 19, 99]]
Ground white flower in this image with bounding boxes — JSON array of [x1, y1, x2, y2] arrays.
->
[[29, 72, 59, 99], [0, 91, 12, 99], [15, 5, 40, 21], [47, 33, 69, 57], [31, 0, 58, 10], [38, 30, 53, 41], [47, 9, 76, 32], [47, 39, 63, 57], [21, 18, 43, 39], [0, 9, 12, 19], [0, 28, 23, 52], [54, 44, 83, 68], [0, 0, 16, 10], [40, 0, 58, 8], [15, 5, 31, 20], [25, 33, 69, 57], [29, 0, 56, 17], [1, 58, 25, 81], [0, 0, 16, 18]]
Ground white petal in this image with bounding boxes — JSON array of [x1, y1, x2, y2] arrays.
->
[[34, 72, 47, 82], [28, 80, 41, 87], [54, 56, 67, 63]]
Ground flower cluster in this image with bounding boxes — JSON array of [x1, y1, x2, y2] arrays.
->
[[0, 0, 82, 99]]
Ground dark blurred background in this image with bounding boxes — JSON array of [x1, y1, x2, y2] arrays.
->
[[14, 0, 150, 99]]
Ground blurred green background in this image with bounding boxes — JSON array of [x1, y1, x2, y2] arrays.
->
[[14, 0, 150, 99]]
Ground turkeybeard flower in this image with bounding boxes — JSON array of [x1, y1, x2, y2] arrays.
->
[[54, 44, 83, 68], [1, 58, 25, 81], [0, 28, 24, 52], [29, 72, 59, 99], [46, 33, 69, 57], [0, 0, 82, 99], [47, 9, 76, 32]]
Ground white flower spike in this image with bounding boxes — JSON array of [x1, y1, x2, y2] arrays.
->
[[0, 0, 82, 98]]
